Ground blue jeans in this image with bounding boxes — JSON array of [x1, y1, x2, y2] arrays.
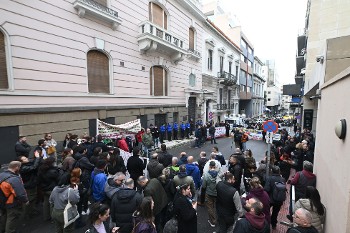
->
[[153, 137, 159, 148]]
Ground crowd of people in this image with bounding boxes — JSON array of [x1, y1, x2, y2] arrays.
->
[[0, 124, 326, 233]]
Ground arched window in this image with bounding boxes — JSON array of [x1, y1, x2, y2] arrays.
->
[[149, 2, 168, 30], [189, 73, 196, 87], [150, 66, 168, 96], [0, 31, 8, 89], [87, 50, 110, 94], [189, 28, 195, 50]]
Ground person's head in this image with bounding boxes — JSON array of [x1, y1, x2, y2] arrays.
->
[[124, 178, 134, 189], [38, 139, 46, 147], [113, 172, 126, 186], [137, 176, 148, 187], [179, 164, 186, 173], [271, 166, 281, 175], [303, 161, 313, 172], [210, 152, 216, 160], [73, 144, 87, 155], [229, 155, 238, 165], [209, 161, 216, 170], [146, 128, 151, 134], [179, 152, 187, 158], [234, 148, 242, 155], [70, 168, 81, 187], [161, 144, 167, 152], [178, 183, 191, 197], [8, 161, 21, 174], [93, 147, 102, 157], [133, 147, 141, 157], [296, 142, 303, 150], [212, 146, 219, 153], [200, 151, 206, 158], [224, 172, 235, 184], [44, 133, 52, 141], [249, 177, 262, 189], [172, 157, 178, 166], [302, 143, 308, 150], [89, 203, 110, 224], [96, 159, 107, 170], [293, 208, 313, 227], [138, 196, 154, 222], [187, 156, 194, 164], [162, 167, 171, 178], [18, 155, 29, 164], [245, 197, 263, 215], [62, 148, 73, 159], [18, 136, 27, 142], [305, 186, 324, 215], [245, 149, 253, 157], [150, 153, 158, 160], [38, 157, 55, 172], [65, 133, 72, 140]]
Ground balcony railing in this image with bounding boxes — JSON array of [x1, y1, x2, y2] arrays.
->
[[217, 71, 237, 86], [73, 0, 122, 30], [217, 103, 235, 110], [187, 48, 201, 61]]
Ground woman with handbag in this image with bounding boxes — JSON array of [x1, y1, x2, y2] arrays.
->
[[49, 175, 80, 233], [86, 203, 120, 233], [132, 196, 157, 233]]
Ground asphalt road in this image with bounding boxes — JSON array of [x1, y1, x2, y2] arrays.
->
[[20, 137, 268, 233]]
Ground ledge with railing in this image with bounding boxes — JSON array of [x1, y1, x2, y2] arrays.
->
[[187, 48, 201, 60], [217, 71, 237, 86]]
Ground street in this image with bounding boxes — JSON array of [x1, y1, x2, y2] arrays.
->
[[20, 137, 268, 233]]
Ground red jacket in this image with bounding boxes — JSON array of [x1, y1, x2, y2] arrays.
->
[[118, 139, 129, 152]]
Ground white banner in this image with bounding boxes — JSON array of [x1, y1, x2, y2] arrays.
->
[[97, 119, 141, 139]]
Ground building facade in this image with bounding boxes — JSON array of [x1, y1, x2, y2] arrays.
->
[[252, 56, 265, 117], [0, 0, 207, 163]]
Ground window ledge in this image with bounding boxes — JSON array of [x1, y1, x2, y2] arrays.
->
[[73, 0, 122, 30]]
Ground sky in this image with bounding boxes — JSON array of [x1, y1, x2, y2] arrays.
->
[[221, 0, 308, 85]]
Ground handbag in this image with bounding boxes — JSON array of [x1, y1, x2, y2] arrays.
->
[[47, 146, 56, 154], [63, 188, 79, 228]]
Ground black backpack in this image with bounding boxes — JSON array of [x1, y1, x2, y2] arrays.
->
[[272, 181, 287, 202], [0, 175, 15, 209]]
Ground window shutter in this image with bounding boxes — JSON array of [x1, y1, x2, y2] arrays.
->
[[0, 32, 8, 89], [93, 0, 107, 6], [164, 69, 168, 96], [189, 28, 194, 50], [153, 66, 164, 96], [152, 3, 164, 28], [164, 12, 167, 30], [87, 50, 110, 93], [150, 67, 153, 95], [149, 2, 152, 21]]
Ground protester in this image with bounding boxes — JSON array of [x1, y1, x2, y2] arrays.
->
[[157, 144, 173, 168], [202, 161, 218, 228], [91, 160, 108, 203], [15, 136, 31, 157], [104, 172, 126, 204], [132, 196, 157, 233], [287, 208, 318, 233], [87, 203, 119, 233], [147, 153, 164, 179], [127, 148, 146, 187]]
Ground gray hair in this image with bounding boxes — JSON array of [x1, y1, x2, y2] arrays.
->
[[113, 172, 125, 181], [296, 208, 313, 224], [303, 161, 313, 172]]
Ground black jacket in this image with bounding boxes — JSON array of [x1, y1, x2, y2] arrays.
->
[[111, 188, 142, 233], [106, 156, 126, 175], [15, 141, 31, 157], [264, 173, 286, 204], [20, 157, 40, 189], [74, 155, 94, 188], [216, 181, 237, 217], [147, 159, 164, 179], [158, 150, 173, 168], [38, 166, 59, 191], [127, 156, 146, 181], [174, 194, 197, 233], [286, 226, 318, 233], [229, 163, 242, 191]]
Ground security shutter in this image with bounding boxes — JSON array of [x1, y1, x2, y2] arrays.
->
[[189, 28, 194, 50], [0, 32, 8, 89], [154, 66, 164, 96], [87, 50, 110, 93], [149, 67, 153, 95], [152, 3, 164, 28]]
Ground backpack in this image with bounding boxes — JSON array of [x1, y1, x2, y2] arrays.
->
[[0, 175, 15, 209], [272, 181, 287, 202]]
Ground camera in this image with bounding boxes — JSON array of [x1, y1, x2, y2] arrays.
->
[[316, 55, 324, 63]]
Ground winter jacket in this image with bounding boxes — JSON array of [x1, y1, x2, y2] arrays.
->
[[264, 174, 286, 204], [143, 178, 168, 216], [185, 163, 201, 189], [286, 226, 318, 233], [202, 170, 218, 196], [15, 141, 31, 157], [209, 126, 216, 135], [104, 177, 122, 200], [74, 155, 94, 188], [174, 194, 197, 233], [147, 159, 164, 179], [111, 188, 143, 233], [157, 150, 173, 168], [246, 187, 271, 224], [49, 185, 80, 210], [228, 163, 242, 191], [216, 181, 242, 218], [160, 125, 166, 133], [177, 155, 188, 166], [0, 170, 28, 208], [215, 152, 226, 166], [20, 157, 40, 189], [91, 168, 107, 202], [127, 156, 146, 182], [106, 156, 126, 175], [185, 123, 191, 129], [132, 216, 157, 233], [294, 198, 326, 233], [167, 124, 172, 132], [118, 139, 129, 152], [197, 157, 208, 176], [142, 133, 153, 148], [173, 123, 178, 131], [233, 213, 270, 233], [291, 170, 316, 201], [173, 172, 196, 196], [38, 166, 59, 192]]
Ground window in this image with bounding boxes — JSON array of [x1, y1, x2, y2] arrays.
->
[[0, 31, 8, 89], [229, 61, 232, 75], [87, 50, 110, 93], [149, 2, 167, 30], [235, 65, 238, 77], [189, 73, 196, 87], [189, 28, 195, 50], [219, 88, 223, 104], [219, 56, 224, 73], [248, 60, 252, 67], [240, 85, 245, 92], [241, 39, 247, 49], [94, 0, 107, 6], [208, 49, 213, 70], [228, 90, 231, 107], [150, 66, 168, 96], [240, 54, 245, 62], [248, 46, 253, 55]]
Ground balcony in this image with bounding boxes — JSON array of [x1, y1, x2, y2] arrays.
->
[[239, 92, 252, 100], [216, 103, 235, 111], [217, 72, 237, 86], [187, 48, 201, 61], [138, 21, 187, 64], [73, 0, 122, 30]]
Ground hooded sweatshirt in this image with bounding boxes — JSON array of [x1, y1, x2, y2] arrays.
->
[[246, 188, 271, 224], [91, 168, 107, 202], [202, 170, 218, 196], [215, 152, 226, 166], [294, 198, 325, 233], [49, 185, 80, 210], [185, 163, 201, 189], [173, 171, 195, 196], [104, 177, 122, 199], [233, 212, 269, 233]]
